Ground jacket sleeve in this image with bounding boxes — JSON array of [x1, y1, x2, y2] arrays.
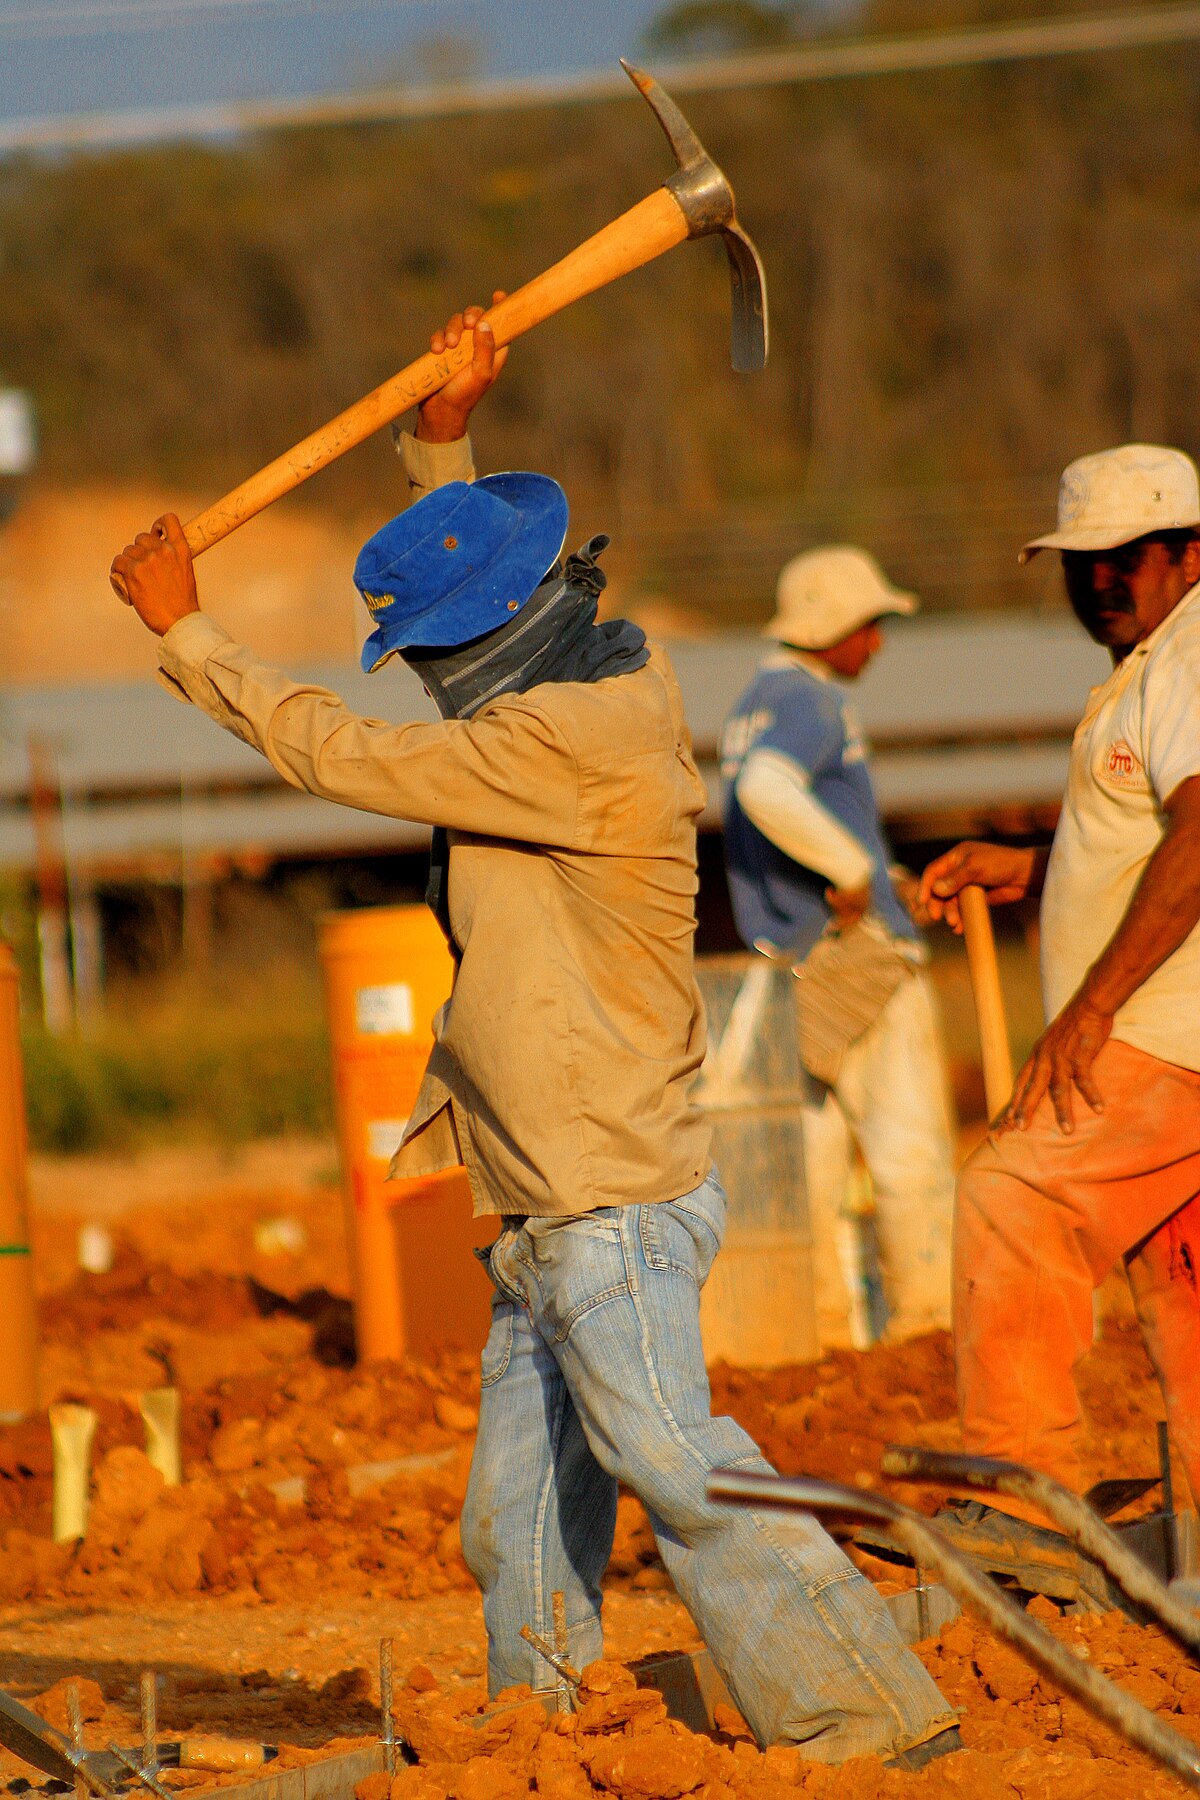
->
[[392, 429, 475, 502], [157, 613, 582, 845]]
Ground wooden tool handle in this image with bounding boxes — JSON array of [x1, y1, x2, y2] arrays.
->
[[960, 883, 1014, 1118], [110, 185, 688, 598], [179, 1739, 266, 1772]]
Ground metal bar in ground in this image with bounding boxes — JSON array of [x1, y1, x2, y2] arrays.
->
[[68, 1682, 86, 1800], [139, 1674, 157, 1778], [1159, 1423, 1178, 1585], [552, 1590, 573, 1715], [379, 1638, 396, 1776], [520, 1623, 581, 1690], [707, 1466, 1200, 1792], [107, 1744, 173, 1800], [882, 1445, 1200, 1660]]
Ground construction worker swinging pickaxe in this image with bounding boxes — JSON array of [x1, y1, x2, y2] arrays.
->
[[109, 64, 964, 1773]]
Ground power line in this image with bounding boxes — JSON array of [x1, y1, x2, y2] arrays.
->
[[1, 3, 1198, 152], [0, 0, 447, 39]]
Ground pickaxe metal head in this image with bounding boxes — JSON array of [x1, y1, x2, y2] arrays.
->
[[621, 59, 769, 373]]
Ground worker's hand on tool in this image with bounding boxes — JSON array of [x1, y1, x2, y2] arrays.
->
[[825, 882, 871, 932], [1000, 992, 1112, 1136], [891, 868, 933, 927], [919, 843, 1040, 932], [416, 294, 509, 445], [110, 514, 199, 636]]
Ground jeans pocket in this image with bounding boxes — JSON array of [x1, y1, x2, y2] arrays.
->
[[522, 1211, 627, 1344], [479, 1297, 515, 1387], [486, 1225, 527, 1306], [640, 1176, 726, 1288]]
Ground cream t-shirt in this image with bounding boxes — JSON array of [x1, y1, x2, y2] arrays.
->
[[1041, 583, 1200, 1072]]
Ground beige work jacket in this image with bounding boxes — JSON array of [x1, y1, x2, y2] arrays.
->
[[157, 542, 712, 1219]]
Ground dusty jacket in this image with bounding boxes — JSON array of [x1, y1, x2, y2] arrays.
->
[[157, 471, 712, 1218]]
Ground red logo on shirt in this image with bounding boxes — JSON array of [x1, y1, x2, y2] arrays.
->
[[1100, 738, 1144, 791]]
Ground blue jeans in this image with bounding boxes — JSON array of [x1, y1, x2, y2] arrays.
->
[[460, 1174, 952, 1761]]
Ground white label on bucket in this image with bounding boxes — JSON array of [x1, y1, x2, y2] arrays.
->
[[367, 1118, 409, 1161], [355, 982, 414, 1036]]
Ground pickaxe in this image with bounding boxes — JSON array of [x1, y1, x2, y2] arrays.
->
[[109, 61, 767, 597]]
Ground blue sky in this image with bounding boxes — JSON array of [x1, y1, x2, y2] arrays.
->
[[0, 0, 677, 124]]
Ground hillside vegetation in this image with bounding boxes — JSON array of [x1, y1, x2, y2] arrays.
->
[[1, 0, 1198, 618]]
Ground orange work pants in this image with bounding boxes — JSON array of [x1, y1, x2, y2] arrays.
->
[[956, 1039, 1200, 1502]]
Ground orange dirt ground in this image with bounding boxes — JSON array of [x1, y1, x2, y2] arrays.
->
[[1, 1146, 1195, 1800]]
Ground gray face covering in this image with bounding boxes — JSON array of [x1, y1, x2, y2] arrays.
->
[[403, 536, 648, 720], [404, 535, 650, 945]]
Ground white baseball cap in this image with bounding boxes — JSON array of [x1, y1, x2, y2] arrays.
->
[[764, 546, 917, 650], [1021, 443, 1200, 563]]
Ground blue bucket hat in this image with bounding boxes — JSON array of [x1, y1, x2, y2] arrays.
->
[[355, 472, 570, 673]]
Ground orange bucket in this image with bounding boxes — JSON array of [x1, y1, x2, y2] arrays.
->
[[318, 904, 494, 1364], [0, 941, 39, 1420]]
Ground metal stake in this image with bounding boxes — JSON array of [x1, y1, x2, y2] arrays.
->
[[1159, 1421, 1177, 1585], [107, 1744, 173, 1800], [139, 1674, 157, 1777], [519, 1624, 581, 1691], [67, 1681, 86, 1800], [914, 1565, 931, 1641], [552, 1590, 572, 1715], [379, 1638, 396, 1776]]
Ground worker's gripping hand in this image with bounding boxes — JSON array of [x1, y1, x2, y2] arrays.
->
[[918, 842, 1038, 933], [110, 514, 200, 637], [999, 993, 1112, 1136], [825, 882, 872, 932], [416, 294, 509, 445]]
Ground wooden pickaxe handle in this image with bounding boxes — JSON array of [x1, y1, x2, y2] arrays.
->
[[111, 186, 687, 596], [959, 883, 1014, 1118]]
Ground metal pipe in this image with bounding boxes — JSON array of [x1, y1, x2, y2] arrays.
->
[[881, 1445, 1200, 1660], [707, 1467, 1200, 1792]]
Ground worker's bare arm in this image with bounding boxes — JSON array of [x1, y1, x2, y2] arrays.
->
[[110, 514, 199, 636], [1004, 775, 1200, 1135], [415, 293, 509, 445], [918, 842, 1048, 933]]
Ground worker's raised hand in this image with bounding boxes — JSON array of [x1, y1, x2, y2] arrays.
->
[[416, 294, 510, 445], [110, 514, 199, 636], [919, 842, 1039, 933], [1000, 993, 1112, 1136]]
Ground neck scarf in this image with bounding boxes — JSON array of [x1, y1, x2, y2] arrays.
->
[[403, 535, 649, 942]]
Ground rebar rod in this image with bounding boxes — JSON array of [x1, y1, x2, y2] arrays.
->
[[1159, 1424, 1178, 1586], [107, 1744, 173, 1800], [379, 1638, 396, 1776], [882, 1445, 1200, 1660], [551, 1590, 573, 1715], [519, 1624, 581, 1689], [139, 1674, 157, 1777], [708, 1467, 1200, 1792]]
